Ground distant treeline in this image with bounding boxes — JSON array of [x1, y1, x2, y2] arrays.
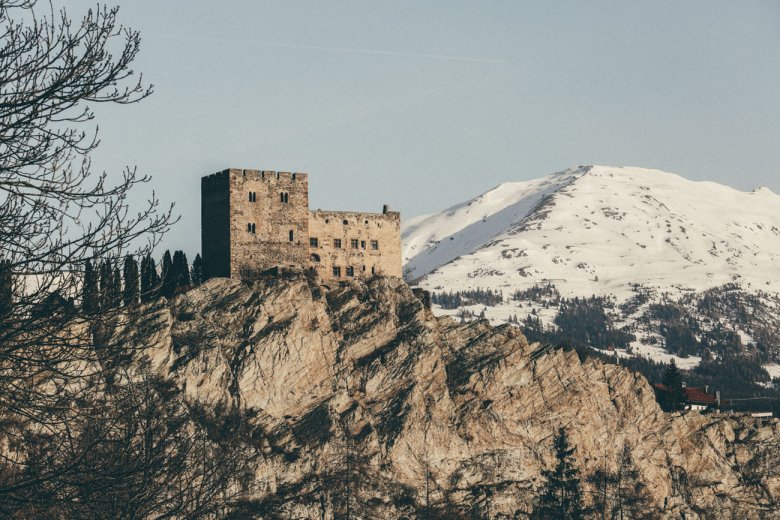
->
[[512, 283, 561, 305], [431, 288, 504, 309], [522, 296, 635, 350]]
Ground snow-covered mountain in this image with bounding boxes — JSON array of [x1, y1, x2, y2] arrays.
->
[[404, 165, 780, 298], [402, 165, 780, 371]]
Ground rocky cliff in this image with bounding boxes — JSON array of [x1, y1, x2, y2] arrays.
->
[[123, 270, 780, 518]]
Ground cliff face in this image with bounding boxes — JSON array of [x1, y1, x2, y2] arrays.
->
[[126, 271, 780, 518]]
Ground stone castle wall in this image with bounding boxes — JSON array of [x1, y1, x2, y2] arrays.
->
[[308, 209, 401, 284], [201, 168, 401, 283]]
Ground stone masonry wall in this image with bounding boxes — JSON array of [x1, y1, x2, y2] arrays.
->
[[227, 169, 309, 279], [308, 209, 401, 285]]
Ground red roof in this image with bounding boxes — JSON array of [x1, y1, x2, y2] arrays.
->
[[683, 387, 717, 405], [653, 384, 718, 405]]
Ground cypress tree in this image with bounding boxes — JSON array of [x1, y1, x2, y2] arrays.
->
[[191, 253, 203, 286], [149, 256, 161, 299], [662, 359, 686, 411], [123, 255, 140, 307], [140, 255, 151, 303], [83, 259, 99, 314], [0, 259, 13, 318], [172, 250, 190, 291], [160, 250, 175, 299], [99, 260, 112, 310], [532, 428, 586, 520], [111, 265, 122, 309]]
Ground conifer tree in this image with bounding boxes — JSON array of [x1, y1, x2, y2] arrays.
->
[[123, 255, 140, 307], [99, 261, 112, 310], [160, 250, 175, 299], [111, 265, 122, 309], [83, 259, 99, 314], [662, 359, 686, 411], [531, 427, 586, 520], [140, 255, 152, 303], [613, 444, 659, 519], [148, 256, 161, 300], [191, 254, 203, 286], [0, 260, 13, 318], [172, 250, 190, 291], [587, 462, 616, 520]]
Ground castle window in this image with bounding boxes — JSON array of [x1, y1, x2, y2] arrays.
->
[[280, 192, 289, 203], [342, 219, 348, 225], [249, 191, 257, 202], [333, 239, 342, 249], [364, 220, 369, 225], [360, 240, 366, 249], [310, 237, 319, 247], [289, 230, 294, 242], [332, 266, 341, 277], [311, 253, 321, 263], [248, 223, 256, 234], [371, 240, 379, 250], [350, 239, 359, 249], [371, 266, 376, 274], [346, 266, 354, 277]]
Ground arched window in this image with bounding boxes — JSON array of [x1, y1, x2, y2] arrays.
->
[[289, 230, 294, 242], [310, 253, 321, 263], [280, 192, 289, 203], [249, 191, 257, 202], [248, 223, 256, 234], [252, 223, 256, 234]]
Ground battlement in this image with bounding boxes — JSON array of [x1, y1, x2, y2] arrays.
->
[[203, 168, 308, 183]]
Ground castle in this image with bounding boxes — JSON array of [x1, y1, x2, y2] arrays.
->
[[201, 168, 402, 284]]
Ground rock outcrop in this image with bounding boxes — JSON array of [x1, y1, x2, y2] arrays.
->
[[125, 270, 780, 518]]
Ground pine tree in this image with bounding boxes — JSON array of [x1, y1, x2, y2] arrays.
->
[[0, 260, 13, 318], [531, 428, 586, 520], [122, 255, 140, 307], [662, 359, 686, 411], [83, 259, 99, 314], [191, 253, 203, 286], [613, 443, 659, 519], [587, 462, 616, 520], [172, 250, 190, 291], [160, 250, 175, 299]]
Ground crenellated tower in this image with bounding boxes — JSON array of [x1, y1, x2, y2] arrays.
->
[[201, 167, 401, 284]]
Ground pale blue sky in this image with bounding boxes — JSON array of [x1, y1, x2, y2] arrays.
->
[[67, 1, 780, 257]]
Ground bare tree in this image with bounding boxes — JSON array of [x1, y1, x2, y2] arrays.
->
[[0, 0, 172, 405], [0, 1, 256, 515], [0, 369, 244, 518]]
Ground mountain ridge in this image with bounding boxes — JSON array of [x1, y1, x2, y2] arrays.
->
[[402, 165, 780, 369], [403, 165, 780, 295]]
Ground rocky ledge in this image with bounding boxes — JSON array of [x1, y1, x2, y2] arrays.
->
[[121, 270, 779, 518]]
